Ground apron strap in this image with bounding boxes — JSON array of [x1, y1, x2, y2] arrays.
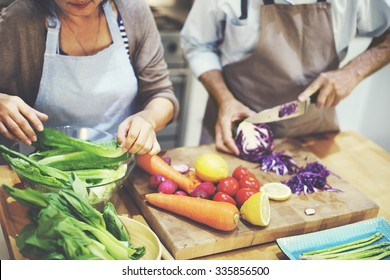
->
[[263, 0, 327, 4], [45, 16, 61, 56], [239, 0, 248, 20], [102, 1, 124, 45]]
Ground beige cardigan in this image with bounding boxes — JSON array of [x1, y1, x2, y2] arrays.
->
[[0, 0, 179, 117]]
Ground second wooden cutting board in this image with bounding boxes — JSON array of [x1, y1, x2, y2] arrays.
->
[[124, 140, 379, 260]]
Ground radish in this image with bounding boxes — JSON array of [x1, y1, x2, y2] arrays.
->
[[162, 157, 171, 166], [149, 174, 165, 189], [193, 181, 216, 197], [172, 163, 190, 174], [190, 188, 209, 199], [175, 190, 187, 196], [158, 179, 178, 194]]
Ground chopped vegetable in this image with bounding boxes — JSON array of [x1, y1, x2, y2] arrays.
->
[[279, 102, 297, 118], [137, 154, 195, 194], [1, 185, 145, 260], [172, 163, 190, 174], [285, 162, 340, 195], [234, 122, 297, 176], [259, 151, 298, 175], [304, 208, 316, 215], [300, 232, 390, 260], [145, 193, 240, 231]]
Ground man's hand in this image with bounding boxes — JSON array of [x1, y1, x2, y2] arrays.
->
[[215, 98, 255, 155], [298, 68, 359, 108]]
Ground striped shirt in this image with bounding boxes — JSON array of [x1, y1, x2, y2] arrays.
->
[[118, 12, 130, 57]]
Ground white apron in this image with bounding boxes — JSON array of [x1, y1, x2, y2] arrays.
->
[[34, 1, 137, 136]]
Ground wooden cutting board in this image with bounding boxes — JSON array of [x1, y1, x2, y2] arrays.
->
[[125, 139, 379, 260]]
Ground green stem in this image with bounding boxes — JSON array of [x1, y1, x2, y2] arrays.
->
[[301, 232, 384, 256], [301, 242, 390, 260]]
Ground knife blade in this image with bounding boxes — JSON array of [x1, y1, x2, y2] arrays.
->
[[244, 92, 318, 124]]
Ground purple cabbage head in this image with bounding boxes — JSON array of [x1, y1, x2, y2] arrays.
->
[[234, 122, 273, 162]]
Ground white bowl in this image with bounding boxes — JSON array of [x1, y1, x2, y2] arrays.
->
[[119, 216, 162, 260]]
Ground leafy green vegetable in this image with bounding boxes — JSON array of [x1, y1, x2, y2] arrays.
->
[[37, 150, 130, 170], [0, 145, 70, 183], [0, 127, 135, 208], [35, 128, 126, 158], [1, 185, 146, 260], [300, 232, 390, 260], [103, 202, 130, 241]]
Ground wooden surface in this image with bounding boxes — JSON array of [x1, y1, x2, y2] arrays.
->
[[125, 135, 379, 259], [1, 131, 389, 260]]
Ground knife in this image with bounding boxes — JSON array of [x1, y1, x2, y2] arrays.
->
[[244, 92, 319, 124]]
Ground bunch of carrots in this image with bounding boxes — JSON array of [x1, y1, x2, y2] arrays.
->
[[136, 154, 240, 232]]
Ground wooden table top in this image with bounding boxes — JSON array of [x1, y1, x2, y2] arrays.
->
[[1, 131, 389, 260]]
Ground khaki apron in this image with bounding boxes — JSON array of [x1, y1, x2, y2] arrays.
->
[[201, 0, 340, 144]]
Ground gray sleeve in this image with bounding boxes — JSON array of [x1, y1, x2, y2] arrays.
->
[[117, 0, 179, 121]]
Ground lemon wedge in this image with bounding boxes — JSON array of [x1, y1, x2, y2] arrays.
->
[[261, 182, 292, 201], [194, 153, 229, 182], [240, 191, 270, 226]]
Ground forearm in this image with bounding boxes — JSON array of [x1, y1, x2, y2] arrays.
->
[[341, 30, 390, 83], [137, 97, 174, 132], [199, 70, 236, 106]]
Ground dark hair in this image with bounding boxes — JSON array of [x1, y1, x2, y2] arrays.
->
[[33, 0, 109, 16]]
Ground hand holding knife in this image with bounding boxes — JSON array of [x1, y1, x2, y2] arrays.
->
[[244, 91, 319, 124]]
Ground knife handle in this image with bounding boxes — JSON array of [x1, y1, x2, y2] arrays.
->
[[310, 91, 320, 104]]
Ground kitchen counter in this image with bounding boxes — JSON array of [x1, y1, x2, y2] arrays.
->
[[0, 131, 389, 260]]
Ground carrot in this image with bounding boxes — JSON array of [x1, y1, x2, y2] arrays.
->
[[145, 193, 240, 231], [137, 154, 195, 194]]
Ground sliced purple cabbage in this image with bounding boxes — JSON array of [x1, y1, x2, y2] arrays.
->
[[259, 151, 299, 175], [235, 122, 341, 195], [279, 102, 297, 118], [284, 162, 340, 195], [235, 122, 297, 175]]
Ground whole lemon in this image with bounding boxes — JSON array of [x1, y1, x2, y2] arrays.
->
[[194, 153, 229, 183]]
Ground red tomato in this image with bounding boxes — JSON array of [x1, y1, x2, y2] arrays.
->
[[232, 165, 252, 181], [217, 176, 239, 197], [239, 174, 261, 191], [235, 188, 258, 206], [213, 191, 237, 206]]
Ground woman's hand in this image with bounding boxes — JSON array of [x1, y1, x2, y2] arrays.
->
[[215, 98, 255, 156], [0, 93, 48, 144], [117, 113, 161, 156]]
